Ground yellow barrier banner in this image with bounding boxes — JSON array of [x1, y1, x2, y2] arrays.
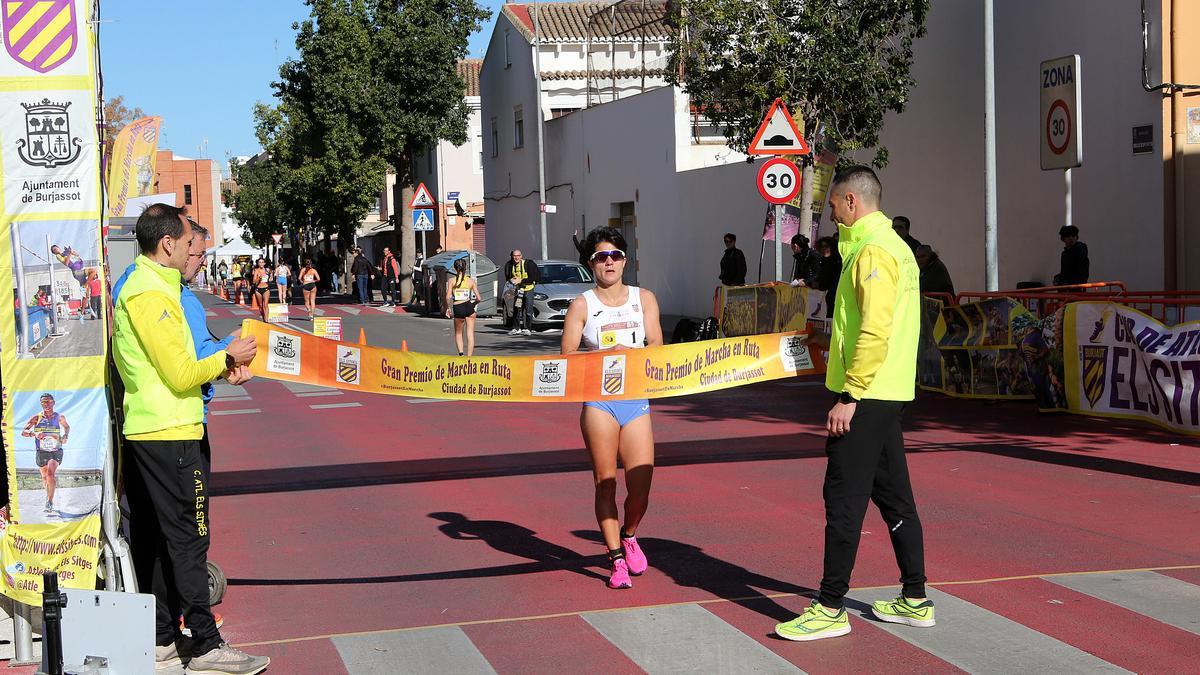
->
[[106, 115, 161, 217], [716, 283, 825, 338], [241, 320, 823, 401]]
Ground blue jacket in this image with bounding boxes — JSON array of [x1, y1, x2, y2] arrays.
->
[[113, 263, 231, 418]]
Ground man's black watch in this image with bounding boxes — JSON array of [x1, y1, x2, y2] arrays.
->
[[225, 353, 236, 371], [837, 391, 857, 405]]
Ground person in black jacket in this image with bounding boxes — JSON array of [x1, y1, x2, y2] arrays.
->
[[351, 248, 375, 304], [1054, 225, 1089, 286], [790, 234, 821, 286], [719, 233, 747, 286], [915, 245, 955, 296], [813, 236, 841, 318], [504, 249, 541, 335]]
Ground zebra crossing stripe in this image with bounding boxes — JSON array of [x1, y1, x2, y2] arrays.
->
[[848, 587, 1129, 673], [1044, 570, 1200, 636], [583, 603, 803, 674], [332, 625, 496, 675]]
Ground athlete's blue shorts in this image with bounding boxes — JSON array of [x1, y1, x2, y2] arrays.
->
[[584, 399, 651, 427]]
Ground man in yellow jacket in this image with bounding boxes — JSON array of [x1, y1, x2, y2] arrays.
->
[[776, 167, 934, 642], [112, 203, 269, 674]]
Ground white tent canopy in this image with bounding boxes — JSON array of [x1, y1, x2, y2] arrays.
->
[[209, 238, 262, 257]]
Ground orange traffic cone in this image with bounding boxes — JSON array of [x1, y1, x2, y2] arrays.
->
[[401, 339, 408, 352], [359, 328, 367, 345], [251, 293, 259, 311], [235, 290, 244, 306]]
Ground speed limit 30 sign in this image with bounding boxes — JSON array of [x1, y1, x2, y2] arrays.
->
[[1040, 55, 1082, 170], [756, 158, 801, 204]]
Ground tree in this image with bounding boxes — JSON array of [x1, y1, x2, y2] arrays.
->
[[668, 0, 929, 233], [229, 153, 287, 248], [267, 0, 389, 255], [366, 0, 489, 301], [102, 95, 146, 168]]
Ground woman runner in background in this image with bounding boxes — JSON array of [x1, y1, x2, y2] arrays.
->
[[252, 258, 271, 322], [444, 258, 479, 356], [561, 226, 662, 589], [299, 259, 320, 319]]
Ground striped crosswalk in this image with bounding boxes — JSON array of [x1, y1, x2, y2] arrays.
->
[[243, 566, 1200, 674]]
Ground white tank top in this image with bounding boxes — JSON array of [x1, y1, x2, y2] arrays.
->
[[581, 286, 645, 351]]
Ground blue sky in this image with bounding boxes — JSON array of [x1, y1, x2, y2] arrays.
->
[[101, 0, 503, 169]]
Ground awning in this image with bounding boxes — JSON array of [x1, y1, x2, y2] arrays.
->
[[209, 238, 263, 257]]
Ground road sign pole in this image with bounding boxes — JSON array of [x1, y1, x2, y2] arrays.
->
[[775, 203, 784, 282], [1064, 167, 1073, 231]]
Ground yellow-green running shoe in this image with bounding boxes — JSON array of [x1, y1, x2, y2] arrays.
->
[[871, 596, 936, 627], [774, 601, 851, 641]]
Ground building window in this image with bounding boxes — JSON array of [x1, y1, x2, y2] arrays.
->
[[513, 106, 524, 149], [473, 127, 483, 174], [490, 117, 499, 158], [551, 108, 579, 119], [504, 30, 511, 68], [691, 114, 727, 144], [184, 184, 192, 205]]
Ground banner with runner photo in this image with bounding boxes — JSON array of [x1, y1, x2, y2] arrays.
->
[[716, 283, 822, 338], [0, 0, 108, 605], [1064, 302, 1200, 434], [240, 320, 823, 402], [919, 298, 1037, 400]]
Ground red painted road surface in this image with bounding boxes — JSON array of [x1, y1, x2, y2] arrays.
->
[[188, 370, 1200, 672]]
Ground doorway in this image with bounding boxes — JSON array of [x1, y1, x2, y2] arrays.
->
[[609, 201, 637, 286]]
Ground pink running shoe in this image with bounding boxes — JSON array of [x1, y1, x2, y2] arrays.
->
[[607, 558, 633, 589], [622, 536, 648, 575]]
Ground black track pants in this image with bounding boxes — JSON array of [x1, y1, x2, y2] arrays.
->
[[124, 435, 221, 654], [818, 399, 927, 609]]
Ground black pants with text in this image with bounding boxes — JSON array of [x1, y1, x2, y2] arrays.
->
[[818, 399, 926, 609], [124, 434, 221, 654]]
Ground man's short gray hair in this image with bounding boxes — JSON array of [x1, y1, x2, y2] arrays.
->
[[187, 218, 208, 237], [831, 166, 882, 205]]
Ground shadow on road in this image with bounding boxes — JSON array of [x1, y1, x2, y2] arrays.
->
[[572, 530, 813, 622], [430, 511, 606, 582]]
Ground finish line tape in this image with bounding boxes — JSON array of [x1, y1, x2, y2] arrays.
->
[[241, 320, 823, 402]]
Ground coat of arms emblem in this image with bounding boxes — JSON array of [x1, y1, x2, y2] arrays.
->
[[17, 98, 81, 168], [2, 0, 78, 73]]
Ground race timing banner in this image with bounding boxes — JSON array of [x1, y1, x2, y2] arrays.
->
[[0, 0, 108, 604], [241, 320, 823, 401], [1065, 302, 1200, 434]]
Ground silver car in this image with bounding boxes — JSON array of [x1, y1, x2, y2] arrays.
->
[[501, 259, 593, 328]]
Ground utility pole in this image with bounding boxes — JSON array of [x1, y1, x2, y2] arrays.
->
[[534, 0, 549, 259], [983, 0, 999, 291]]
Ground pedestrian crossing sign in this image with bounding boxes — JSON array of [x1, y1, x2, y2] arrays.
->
[[413, 208, 435, 232], [410, 182, 436, 208]]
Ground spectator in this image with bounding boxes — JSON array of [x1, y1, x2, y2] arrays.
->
[[111, 203, 267, 674], [789, 234, 820, 287], [351, 248, 374, 304], [719, 233, 747, 286], [814, 236, 842, 318], [892, 216, 922, 252], [915, 245, 955, 296], [572, 229, 591, 267], [504, 249, 541, 335], [1054, 225, 1089, 286], [379, 246, 402, 307]]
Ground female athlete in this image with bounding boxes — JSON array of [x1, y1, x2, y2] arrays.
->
[[444, 258, 479, 356], [252, 258, 271, 322], [299, 259, 321, 319]]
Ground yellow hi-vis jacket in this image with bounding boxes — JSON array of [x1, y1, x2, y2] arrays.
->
[[112, 255, 228, 440], [826, 211, 921, 401]]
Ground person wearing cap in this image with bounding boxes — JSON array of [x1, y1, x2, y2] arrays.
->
[[1054, 225, 1089, 286]]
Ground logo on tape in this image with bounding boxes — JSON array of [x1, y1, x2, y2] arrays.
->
[[779, 335, 813, 372], [601, 355, 626, 396], [532, 358, 567, 397], [17, 99, 82, 168], [336, 347, 361, 385], [266, 330, 301, 376]]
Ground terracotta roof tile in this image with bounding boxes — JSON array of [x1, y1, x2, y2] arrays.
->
[[503, 1, 669, 43], [457, 58, 482, 97]]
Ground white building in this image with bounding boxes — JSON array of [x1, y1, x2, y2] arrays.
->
[[482, 0, 1193, 319], [412, 59, 487, 254]]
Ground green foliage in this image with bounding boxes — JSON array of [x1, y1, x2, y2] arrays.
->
[[236, 0, 489, 259], [229, 154, 285, 248], [668, 0, 929, 166]]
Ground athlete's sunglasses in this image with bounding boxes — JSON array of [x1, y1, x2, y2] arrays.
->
[[590, 249, 626, 264]]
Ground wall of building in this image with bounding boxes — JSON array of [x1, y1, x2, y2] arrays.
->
[[1165, 0, 1200, 289], [154, 150, 224, 244], [413, 97, 485, 254]]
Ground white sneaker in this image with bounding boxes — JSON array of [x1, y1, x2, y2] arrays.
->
[[508, 329, 520, 335], [185, 643, 269, 674], [522, 329, 532, 336], [155, 643, 185, 674]]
